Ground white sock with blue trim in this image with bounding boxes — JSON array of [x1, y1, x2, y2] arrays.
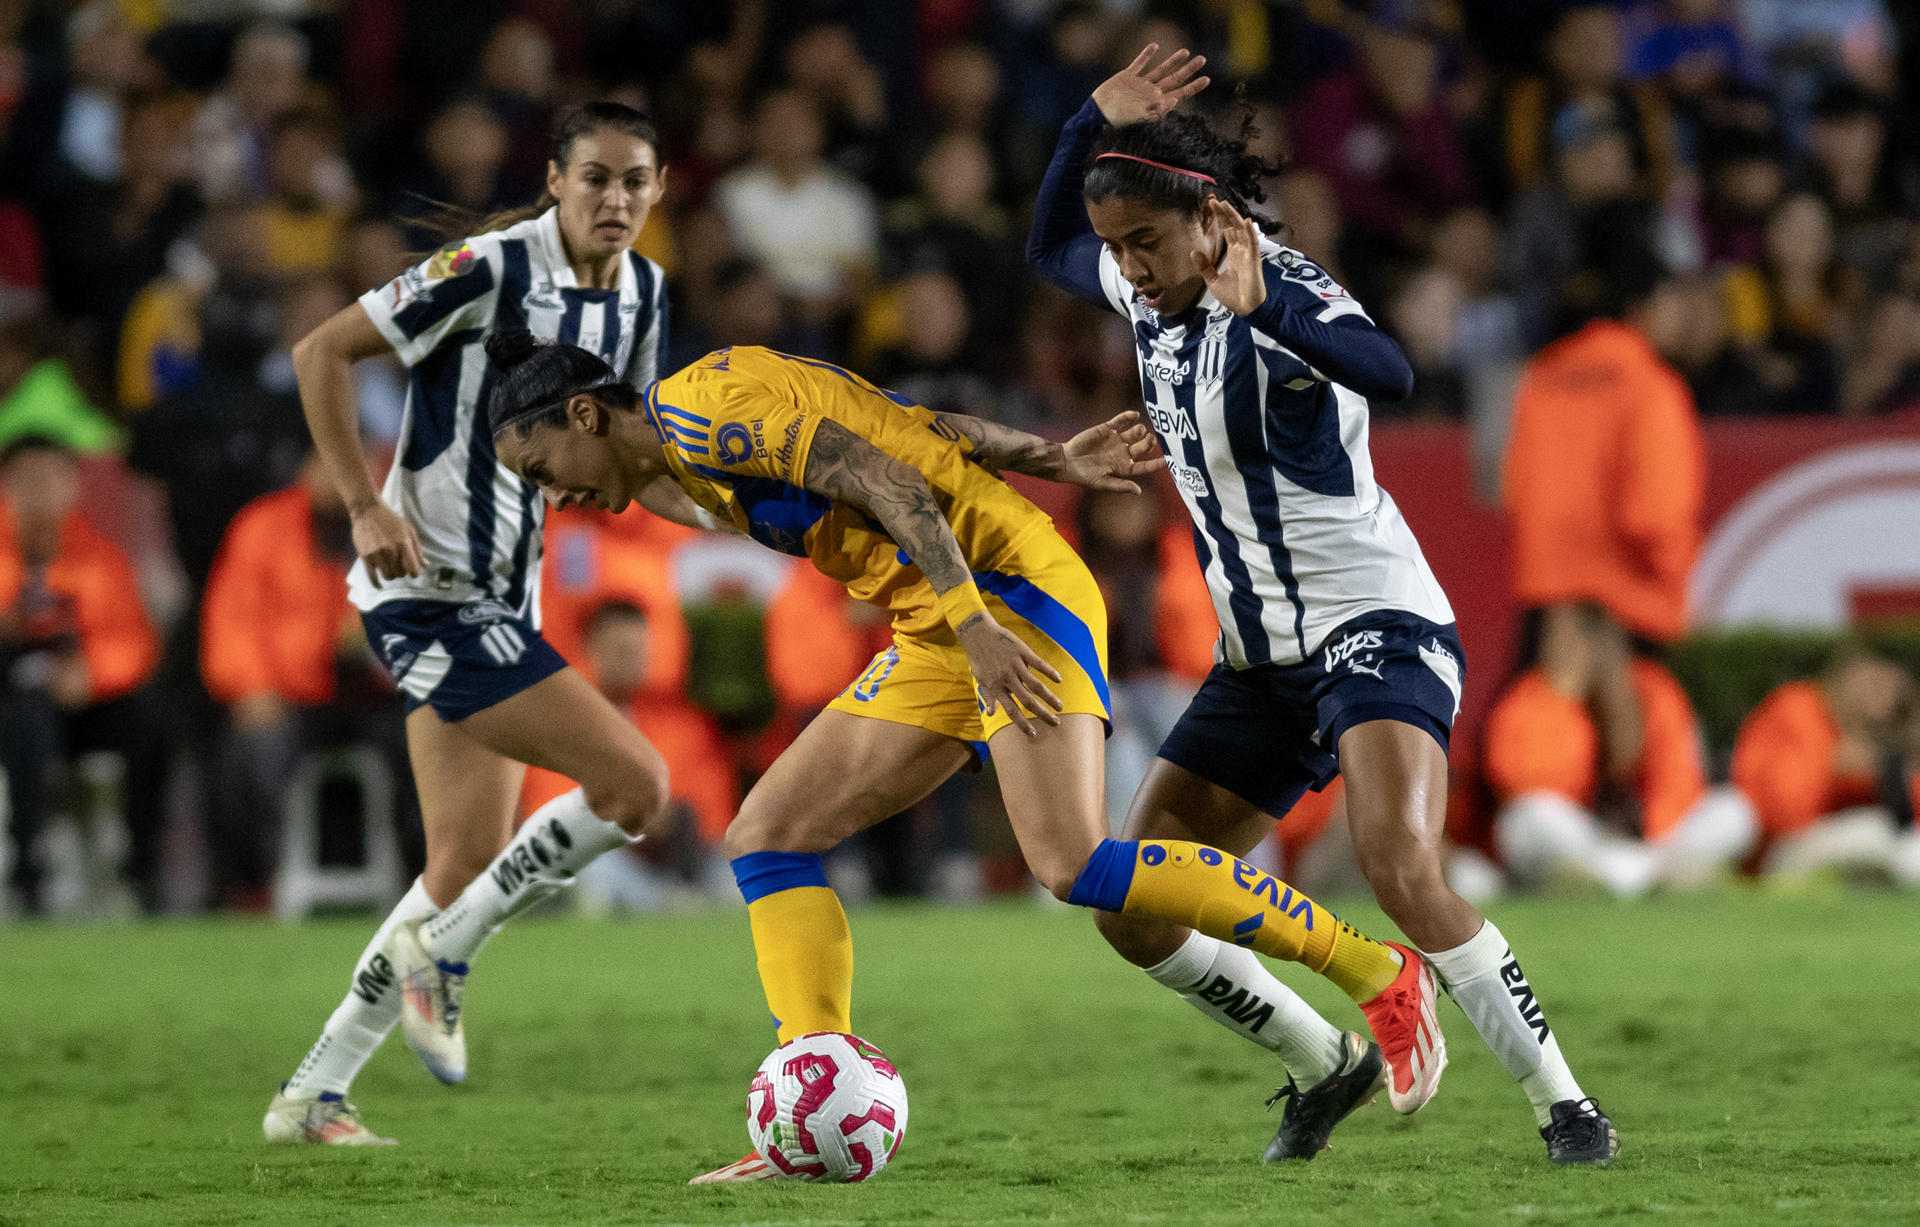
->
[[419, 789, 635, 965], [285, 877, 437, 1098], [1145, 930, 1347, 1083]]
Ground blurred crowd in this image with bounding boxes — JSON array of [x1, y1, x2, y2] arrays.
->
[[2, 0, 1917, 917]]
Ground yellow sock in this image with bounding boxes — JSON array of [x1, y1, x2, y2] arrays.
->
[[734, 853, 853, 1043], [1079, 839, 1403, 1003]]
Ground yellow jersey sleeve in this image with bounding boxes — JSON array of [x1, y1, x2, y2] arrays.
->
[[651, 348, 825, 486]]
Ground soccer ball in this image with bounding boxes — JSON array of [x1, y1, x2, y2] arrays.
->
[[746, 1031, 908, 1182]]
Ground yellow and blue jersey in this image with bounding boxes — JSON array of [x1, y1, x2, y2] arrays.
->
[[644, 346, 1058, 639], [643, 345, 1110, 746]]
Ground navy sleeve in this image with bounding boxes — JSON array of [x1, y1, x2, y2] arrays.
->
[[1026, 98, 1111, 305], [1247, 265, 1414, 403]]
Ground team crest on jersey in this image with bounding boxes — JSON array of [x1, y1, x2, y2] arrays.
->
[[456, 598, 516, 625], [426, 241, 479, 281], [717, 422, 756, 464]]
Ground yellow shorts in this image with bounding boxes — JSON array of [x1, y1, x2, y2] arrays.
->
[[825, 540, 1111, 752]]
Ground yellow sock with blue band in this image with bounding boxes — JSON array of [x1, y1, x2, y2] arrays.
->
[[731, 852, 853, 1043], [1069, 838, 1403, 1002]]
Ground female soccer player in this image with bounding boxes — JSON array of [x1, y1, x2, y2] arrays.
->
[[264, 102, 690, 1146], [1027, 46, 1617, 1165], [451, 332, 1440, 1183]]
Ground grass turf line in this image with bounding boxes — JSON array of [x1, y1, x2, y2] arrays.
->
[[2, 894, 1917, 1226]]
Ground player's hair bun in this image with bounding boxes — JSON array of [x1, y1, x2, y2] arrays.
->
[[484, 327, 543, 369]]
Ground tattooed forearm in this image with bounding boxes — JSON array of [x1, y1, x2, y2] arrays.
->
[[806, 419, 974, 595], [935, 412, 1066, 479]]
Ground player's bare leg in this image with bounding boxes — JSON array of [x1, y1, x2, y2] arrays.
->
[[1340, 719, 1617, 1164], [268, 712, 522, 1143], [389, 668, 670, 1084], [1093, 760, 1384, 1159]]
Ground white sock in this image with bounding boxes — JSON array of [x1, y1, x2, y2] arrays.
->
[[285, 877, 438, 1098], [420, 789, 635, 965], [1424, 919, 1583, 1127], [1145, 930, 1347, 1083]]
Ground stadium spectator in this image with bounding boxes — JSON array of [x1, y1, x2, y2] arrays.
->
[[1696, 117, 1787, 267], [1487, 651, 1756, 896], [478, 17, 560, 192], [42, 91, 202, 377], [714, 88, 880, 327], [0, 435, 168, 913], [257, 109, 356, 277], [52, 1, 151, 186], [126, 266, 320, 589], [1804, 80, 1917, 295], [1504, 99, 1664, 344], [1288, 3, 1472, 270], [1708, 190, 1845, 414], [883, 131, 1028, 372], [390, 97, 514, 248], [1503, 261, 1705, 646], [1732, 649, 1920, 887], [189, 22, 312, 205], [1388, 205, 1526, 419], [199, 458, 415, 908], [0, 199, 45, 323], [1497, 1, 1679, 205], [780, 23, 890, 188]]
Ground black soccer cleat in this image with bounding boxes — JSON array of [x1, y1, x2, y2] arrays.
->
[[1262, 1031, 1388, 1161], [1541, 1097, 1620, 1166]]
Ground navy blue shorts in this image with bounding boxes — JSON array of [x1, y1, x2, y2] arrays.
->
[[1156, 610, 1465, 820], [362, 598, 567, 722]]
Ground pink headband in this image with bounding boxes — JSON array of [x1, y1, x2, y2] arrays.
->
[[1094, 152, 1216, 184]]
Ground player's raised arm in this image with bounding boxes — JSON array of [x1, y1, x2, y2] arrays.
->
[[1027, 44, 1209, 303], [1197, 198, 1414, 404], [935, 410, 1161, 492], [801, 419, 1063, 734]]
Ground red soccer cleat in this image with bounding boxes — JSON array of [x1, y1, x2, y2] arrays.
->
[[1359, 941, 1447, 1114]]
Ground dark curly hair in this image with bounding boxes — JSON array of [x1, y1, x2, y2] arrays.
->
[[483, 327, 636, 439], [1084, 105, 1286, 235]]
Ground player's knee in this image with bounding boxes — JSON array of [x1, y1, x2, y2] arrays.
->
[[581, 743, 671, 838], [724, 801, 829, 858], [1356, 848, 1451, 921]]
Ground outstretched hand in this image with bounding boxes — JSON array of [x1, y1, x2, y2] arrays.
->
[[1092, 44, 1210, 126], [1193, 198, 1266, 316], [1058, 411, 1162, 493]]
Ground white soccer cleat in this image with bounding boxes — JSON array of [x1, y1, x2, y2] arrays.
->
[[263, 1089, 397, 1146], [391, 918, 468, 1085], [689, 1151, 786, 1184]]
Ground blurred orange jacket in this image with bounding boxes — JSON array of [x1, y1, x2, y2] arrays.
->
[[1483, 660, 1706, 841], [764, 563, 885, 710], [0, 503, 158, 702], [1503, 320, 1704, 642], [1730, 681, 1903, 839], [540, 506, 691, 696], [201, 485, 355, 706], [1155, 520, 1218, 680]]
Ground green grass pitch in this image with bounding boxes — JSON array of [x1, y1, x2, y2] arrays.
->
[[4, 893, 1918, 1225]]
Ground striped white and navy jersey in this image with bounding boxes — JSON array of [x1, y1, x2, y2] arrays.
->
[[353, 207, 668, 621], [1030, 98, 1452, 669]]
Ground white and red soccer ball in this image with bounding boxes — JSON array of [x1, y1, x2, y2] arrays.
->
[[747, 1031, 908, 1182]]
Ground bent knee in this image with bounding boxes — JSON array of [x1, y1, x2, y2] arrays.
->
[[580, 746, 671, 838]]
